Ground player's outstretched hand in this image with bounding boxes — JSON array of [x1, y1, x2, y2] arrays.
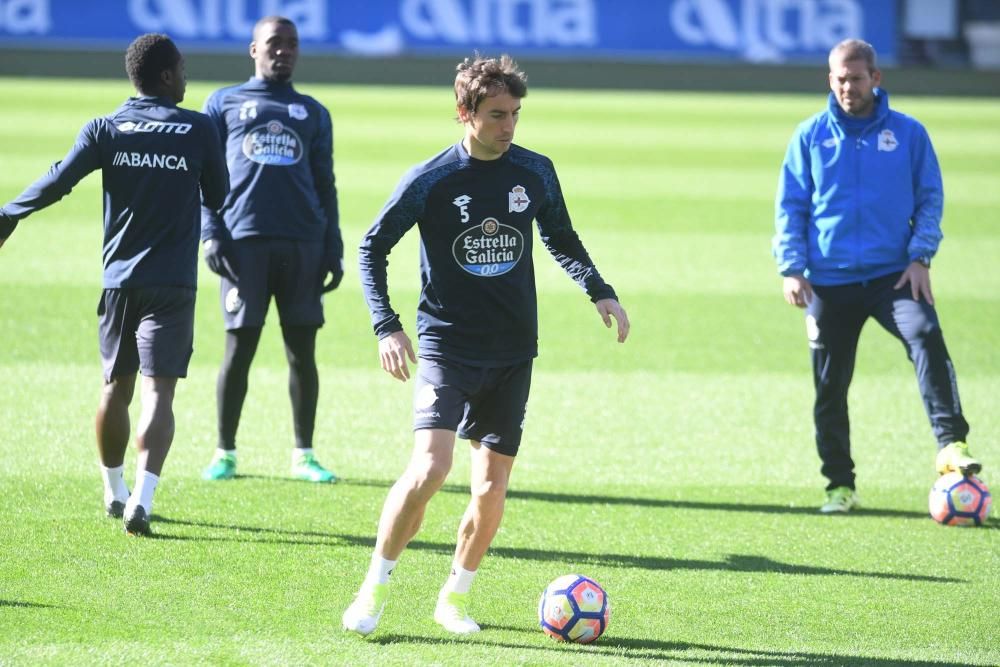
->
[[782, 274, 813, 308], [595, 298, 630, 343], [203, 238, 240, 283], [379, 330, 416, 381], [322, 257, 344, 293], [893, 261, 934, 305]]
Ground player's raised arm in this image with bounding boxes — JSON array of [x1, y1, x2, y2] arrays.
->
[[0, 119, 102, 248]]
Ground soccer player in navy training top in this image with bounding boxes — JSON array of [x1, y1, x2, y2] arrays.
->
[[0, 34, 229, 536], [199, 16, 344, 484], [342, 54, 629, 636], [774, 39, 980, 514]]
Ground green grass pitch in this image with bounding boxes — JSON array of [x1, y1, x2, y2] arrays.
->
[[0, 76, 998, 666]]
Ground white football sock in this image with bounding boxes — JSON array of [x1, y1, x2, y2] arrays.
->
[[363, 554, 398, 587], [217, 448, 236, 460], [125, 470, 159, 515], [293, 447, 313, 463], [441, 564, 477, 595], [100, 464, 130, 504]]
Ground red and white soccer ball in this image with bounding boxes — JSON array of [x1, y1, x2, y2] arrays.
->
[[929, 472, 992, 526], [538, 574, 610, 643]]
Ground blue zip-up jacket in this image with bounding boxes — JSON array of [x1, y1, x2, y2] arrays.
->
[[1, 96, 228, 288], [359, 141, 617, 366], [200, 78, 341, 264], [773, 89, 943, 286]]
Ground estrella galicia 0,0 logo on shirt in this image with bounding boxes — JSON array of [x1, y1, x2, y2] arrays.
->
[[242, 120, 303, 166], [452, 217, 524, 277]]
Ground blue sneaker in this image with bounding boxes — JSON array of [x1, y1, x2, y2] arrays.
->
[[292, 452, 337, 483], [203, 451, 236, 480]]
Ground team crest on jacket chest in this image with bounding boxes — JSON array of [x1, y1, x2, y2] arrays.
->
[[877, 129, 898, 152], [288, 103, 308, 120], [508, 185, 530, 213]]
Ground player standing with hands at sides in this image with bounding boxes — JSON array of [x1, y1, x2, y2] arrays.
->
[[342, 54, 629, 636], [199, 16, 344, 484], [0, 34, 229, 536], [773, 38, 980, 514]]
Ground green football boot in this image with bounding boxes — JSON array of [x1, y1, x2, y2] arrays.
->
[[291, 452, 337, 483], [935, 441, 982, 477], [434, 591, 480, 634], [202, 451, 237, 481], [342, 582, 389, 636], [819, 486, 860, 513]]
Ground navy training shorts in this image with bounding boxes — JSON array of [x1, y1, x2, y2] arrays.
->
[[219, 237, 325, 330], [98, 287, 196, 381], [413, 356, 533, 457]]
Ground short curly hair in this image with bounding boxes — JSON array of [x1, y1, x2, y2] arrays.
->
[[125, 33, 181, 91], [454, 53, 527, 115]]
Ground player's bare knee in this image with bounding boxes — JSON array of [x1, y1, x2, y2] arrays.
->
[[102, 376, 136, 405], [471, 478, 508, 505], [408, 458, 451, 494]]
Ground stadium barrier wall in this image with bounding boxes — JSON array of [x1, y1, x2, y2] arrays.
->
[[1, 47, 999, 96]]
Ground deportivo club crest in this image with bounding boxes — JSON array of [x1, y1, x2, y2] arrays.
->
[[225, 287, 244, 314], [877, 129, 898, 152], [508, 185, 530, 213], [288, 103, 308, 120]]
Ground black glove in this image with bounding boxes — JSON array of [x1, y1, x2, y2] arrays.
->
[[0, 211, 17, 240], [202, 238, 239, 284], [322, 256, 344, 293]]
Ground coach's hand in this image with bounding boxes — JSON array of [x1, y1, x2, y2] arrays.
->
[[379, 330, 416, 381], [595, 298, 630, 343], [203, 238, 239, 283], [894, 261, 934, 305], [322, 257, 344, 293], [783, 274, 813, 308]]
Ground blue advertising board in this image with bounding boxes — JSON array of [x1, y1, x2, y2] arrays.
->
[[0, 0, 897, 64]]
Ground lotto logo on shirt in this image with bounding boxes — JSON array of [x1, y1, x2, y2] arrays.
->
[[452, 217, 524, 277], [242, 120, 303, 166]]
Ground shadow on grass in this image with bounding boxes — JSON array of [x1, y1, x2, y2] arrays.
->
[[368, 630, 982, 666], [152, 517, 959, 583], [340, 478, 931, 520], [0, 599, 58, 609]]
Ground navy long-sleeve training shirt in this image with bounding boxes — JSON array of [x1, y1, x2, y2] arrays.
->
[[359, 141, 617, 366], [1, 96, 228, 288], [200, 78, 342, 263]]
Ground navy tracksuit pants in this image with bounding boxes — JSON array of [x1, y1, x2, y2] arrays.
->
[[806, 271, 969, 490]]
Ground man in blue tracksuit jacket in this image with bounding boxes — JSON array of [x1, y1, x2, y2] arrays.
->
[[0, 34, 229, 536], [773, 39, 979, 514], [199, 16, 343, 484]]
